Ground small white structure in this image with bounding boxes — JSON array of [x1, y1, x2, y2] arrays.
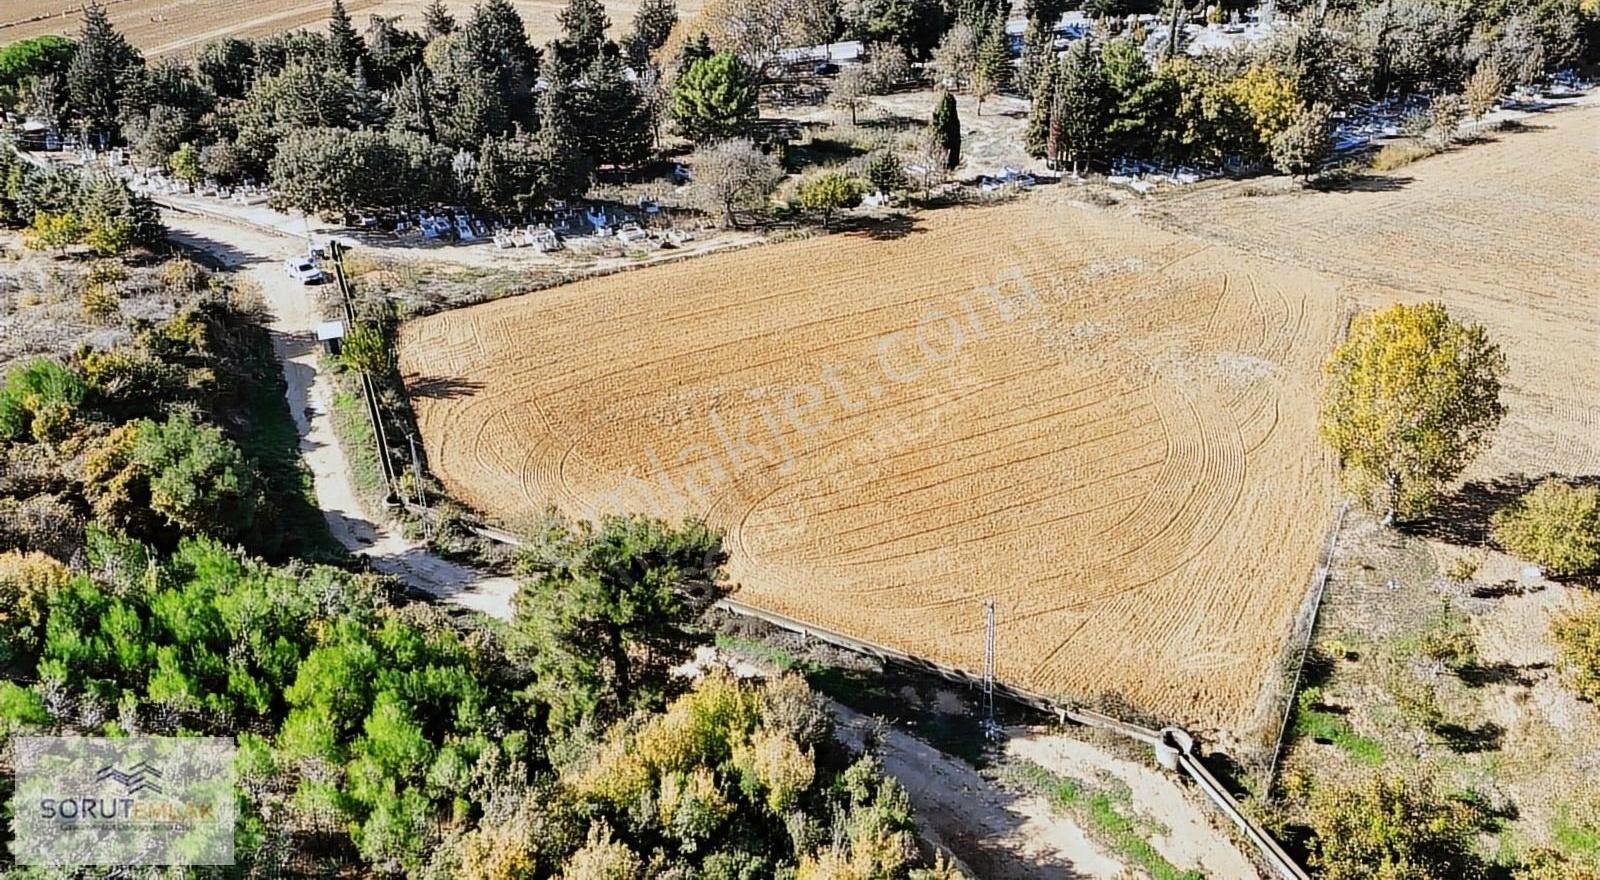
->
[[315, 320, 346, 356]]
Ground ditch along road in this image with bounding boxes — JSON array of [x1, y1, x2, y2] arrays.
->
[[161, 207, 1261, 880]]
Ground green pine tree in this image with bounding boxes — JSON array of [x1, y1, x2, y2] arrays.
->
[[326, 0, 366, 73], [671, 51, 757, 142], [66, 2, 143, 144], [558, 0, 612, 68], [421, 0, 456, 38], [930, 90, 961, 170]]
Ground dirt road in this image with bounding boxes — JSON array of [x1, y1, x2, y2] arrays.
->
[[163, 210, 518, 618]]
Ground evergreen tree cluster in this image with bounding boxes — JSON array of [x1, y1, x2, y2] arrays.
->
[[42, 0, 677, 218]]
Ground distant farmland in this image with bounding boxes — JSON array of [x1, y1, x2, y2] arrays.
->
[[1, 0, 700, 56], [398, 202, 1345, 736]]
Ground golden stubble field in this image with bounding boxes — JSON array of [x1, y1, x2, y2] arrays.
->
[[1147, 104, 1600, 482], [1, 0, 698, 57], [399, 203, 1346, 734]]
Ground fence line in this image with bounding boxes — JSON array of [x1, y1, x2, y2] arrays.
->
[[409, 503, 1309, 880], [328, 241, 401, 497], [1263, 499, 1351, 790]]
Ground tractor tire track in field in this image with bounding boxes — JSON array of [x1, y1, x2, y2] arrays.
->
[[400, 202, 1343, 734]]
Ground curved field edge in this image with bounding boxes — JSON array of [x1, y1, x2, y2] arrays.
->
[[397, 200, 1347, 740]]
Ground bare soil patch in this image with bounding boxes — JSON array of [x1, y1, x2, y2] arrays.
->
[[398, 201, 1344, 735]]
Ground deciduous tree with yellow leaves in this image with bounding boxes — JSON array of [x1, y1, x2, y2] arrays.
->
[[1319, 302, 1505, 523]]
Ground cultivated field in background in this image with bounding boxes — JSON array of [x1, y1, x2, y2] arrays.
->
[[1, 0, 698, 56], [398, 203, 1345, 734], [1147, 105, 1600, 483]]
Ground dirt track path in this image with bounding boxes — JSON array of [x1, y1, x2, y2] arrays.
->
[[163, 210, 518, 618], [830, 703, 1128, 879]]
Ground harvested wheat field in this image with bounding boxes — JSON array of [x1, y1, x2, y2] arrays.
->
[[400, 203, 1345, 733], [1148, 103, 1600, 481], [2, 0, 698, 57]]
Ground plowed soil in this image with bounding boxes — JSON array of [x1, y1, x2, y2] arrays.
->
[[1146, 104, 1600, 481], [399, 203, 1345, 733]]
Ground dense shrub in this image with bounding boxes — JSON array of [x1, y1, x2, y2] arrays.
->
[[0, 358, 87, 443], [1552, 603, 1600, 702], [82, 411, 260, 545], [1307, 776, 1482, 879], [1492, 479, 1600, 575]]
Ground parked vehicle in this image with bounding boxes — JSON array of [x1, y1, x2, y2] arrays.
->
[[284, 257, 325, 284]]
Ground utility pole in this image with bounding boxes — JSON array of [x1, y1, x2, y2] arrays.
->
[[408, 432, 430, 539], [982, 598, 999, 740]]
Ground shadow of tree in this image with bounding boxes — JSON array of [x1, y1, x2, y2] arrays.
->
[[837, 213, 925, 241], [1459, 661, 1549, 688], [1435, 720, 1504, 753], [405, 374, 486, 400], [1468, 580, 1525, 600], [1312, 173, 1417, 194], [1405, 475, 1541, 547]]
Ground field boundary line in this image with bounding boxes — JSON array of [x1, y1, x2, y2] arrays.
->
[[1263, 498, 1351, 791], [328, 241, 402, 497], [409, 502, 1309, 880]]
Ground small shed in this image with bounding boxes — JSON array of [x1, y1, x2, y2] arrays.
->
[[315, 320, 346, 357]]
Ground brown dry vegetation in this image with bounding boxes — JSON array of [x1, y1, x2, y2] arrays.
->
[[399, 201, 1345, 736], [1, 0, 701, 57]]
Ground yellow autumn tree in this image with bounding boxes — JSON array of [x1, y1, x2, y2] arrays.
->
[[558, 824, 641, 880], [0, 551, 70, 657], [1319, 302, 1505, 522], [1224, 63, 1302, 152], [733, 727, 815, 813]]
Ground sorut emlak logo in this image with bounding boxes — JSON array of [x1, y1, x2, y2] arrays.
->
[[95, 761, 164, 795], [11, 736, 236, 866]]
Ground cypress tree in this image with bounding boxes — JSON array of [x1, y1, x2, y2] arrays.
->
[[576, 51, 653, 168], [1019, 19, 1054, 96], [930, 90, 961, 170], [624, 0, 678, 69], [972, 14, 1010, 115], [675, 32, 714, 78], [1052, 38, 1110, 174], [463, 0, 538, 121], [67, 2, 143, 144], [1025, 60, 1055, 159], [536, 57, 593, 200]]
